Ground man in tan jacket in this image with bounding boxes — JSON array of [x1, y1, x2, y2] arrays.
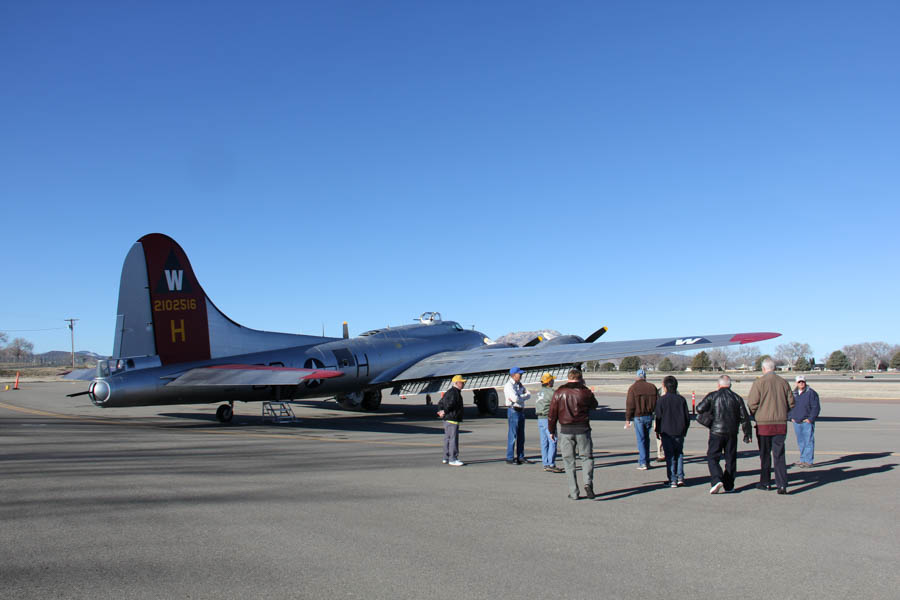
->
[[747, 358, 795, 494]]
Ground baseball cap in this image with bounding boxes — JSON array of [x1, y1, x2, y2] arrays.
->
[[540, 373, 554, 384], [795, 375, 806, 382], [451, 375, 466, 383], [510, 367, 525, 375], [636, 368, 646, 378]]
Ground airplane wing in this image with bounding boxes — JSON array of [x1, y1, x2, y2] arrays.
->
[[385, 332, 779, 395], [165, 364, 344, 386]]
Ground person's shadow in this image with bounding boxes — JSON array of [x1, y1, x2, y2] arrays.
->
[[731, 452, 896, 494]]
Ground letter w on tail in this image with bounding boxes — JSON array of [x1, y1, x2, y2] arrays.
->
[[164, 270, 184, 291]]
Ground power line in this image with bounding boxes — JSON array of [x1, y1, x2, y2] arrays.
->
[[0, 327, 68, 332]]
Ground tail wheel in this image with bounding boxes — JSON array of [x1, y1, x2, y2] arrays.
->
[[215, 404, 233, 423], [475, 389, 498, 416], [361, 389, 382, 411]]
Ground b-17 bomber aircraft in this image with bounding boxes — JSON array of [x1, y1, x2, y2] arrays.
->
[[71, 234, 781, 422]]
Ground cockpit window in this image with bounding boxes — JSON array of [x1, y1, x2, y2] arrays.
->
[[97, 359, 126, 378], [452, 322, 464, 332]]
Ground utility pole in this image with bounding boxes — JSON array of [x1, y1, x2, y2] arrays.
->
[[65, 318, 79, 368]]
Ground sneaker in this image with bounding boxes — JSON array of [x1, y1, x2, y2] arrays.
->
[[670, 482, 678, 488], [777, 487, 788, 495], [520, 457, 534, 464], [544, 466, 555, 472], [584, 484, 595, 499], [448, 459, 464, 467], [656, 457, 666, 463], [637, 465, 648, 471], [710, 482, 725, 494], [551, 466, 565, 473], [756, 483, 773, 491], [506, 460, 516, 465], [676, 480, 685, 487], [568, 493, 580, 501]]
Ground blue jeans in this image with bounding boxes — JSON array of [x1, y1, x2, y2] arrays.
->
[[633, 415, 653, 466], [660, 433, 685, 483], [507, 407, 525, 461], [793, 421, 815, 464], [538, 418, 557, 467]]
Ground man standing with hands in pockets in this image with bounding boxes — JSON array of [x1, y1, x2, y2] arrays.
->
[[504, 367, 531, 465]]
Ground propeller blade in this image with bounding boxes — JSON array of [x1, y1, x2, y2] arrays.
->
[[522, 335, 543, 347], [342, 322, 349, 339], [584, 326, 608, 343]]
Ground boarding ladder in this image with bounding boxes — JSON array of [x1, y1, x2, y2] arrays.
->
[[262, 401, 296, 424]]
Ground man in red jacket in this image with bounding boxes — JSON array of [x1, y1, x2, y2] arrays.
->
[[549, 368, 599, 500]]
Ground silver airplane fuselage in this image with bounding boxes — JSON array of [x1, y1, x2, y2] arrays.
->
[[89, 321, 487, 408]]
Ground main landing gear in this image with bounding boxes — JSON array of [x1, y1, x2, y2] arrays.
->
[[335, 389, 383, 412], [216, 402, 234, 423], [473, 389, 499, 416]]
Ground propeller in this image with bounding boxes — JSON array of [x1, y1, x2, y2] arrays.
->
[[584, 326, 608, 343], [524, 326, 608, 347], [522, 335, 544, 347]]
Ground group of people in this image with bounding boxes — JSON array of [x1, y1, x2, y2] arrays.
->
[[437, 359, 820, 499]]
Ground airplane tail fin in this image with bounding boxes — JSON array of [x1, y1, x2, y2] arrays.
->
[[113, 233, 319, 365]]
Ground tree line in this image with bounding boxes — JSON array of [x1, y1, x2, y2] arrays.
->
[[0, 332, 35, 363], [586, 340, 900, 373]]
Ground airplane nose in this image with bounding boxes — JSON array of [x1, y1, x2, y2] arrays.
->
[[89, 380, 110, 406]]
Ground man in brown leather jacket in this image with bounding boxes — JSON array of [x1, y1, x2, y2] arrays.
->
[[626, 368, 658, 470], [549, 368, 599, 500]]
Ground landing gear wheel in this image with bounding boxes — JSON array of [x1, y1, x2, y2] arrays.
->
[[216, 404, 234, 423], [361, 389, 382, 411], [475, 389, 499, 416], [336, 392, 361, 410]]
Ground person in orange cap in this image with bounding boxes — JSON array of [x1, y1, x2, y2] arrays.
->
[[438, 375, 466, 466], [535, 373, 563, 472]]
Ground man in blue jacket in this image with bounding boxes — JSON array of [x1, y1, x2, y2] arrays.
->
[[790, 375, 820, 468]]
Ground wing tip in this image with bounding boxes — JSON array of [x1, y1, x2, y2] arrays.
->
[[729, 332, 781, 344]]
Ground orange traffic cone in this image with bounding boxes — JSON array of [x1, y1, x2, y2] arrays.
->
[[13, 372, 20, 390]]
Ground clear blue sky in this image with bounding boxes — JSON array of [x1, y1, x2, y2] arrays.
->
[[2, 1, 898, 362]]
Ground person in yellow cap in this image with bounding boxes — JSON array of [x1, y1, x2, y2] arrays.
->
[[535, 373, 563, 472], [437, 375, 466, 466]]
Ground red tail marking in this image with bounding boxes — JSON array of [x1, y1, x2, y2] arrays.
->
[[140, 234, 211, 365]]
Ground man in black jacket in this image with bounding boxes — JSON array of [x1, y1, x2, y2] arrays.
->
[[696, 375, 752, 494], [655, 375, 690, 488], [438, 375, 466, 466]]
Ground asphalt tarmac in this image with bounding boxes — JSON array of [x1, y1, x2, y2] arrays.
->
[[2, 382, 898, 599]]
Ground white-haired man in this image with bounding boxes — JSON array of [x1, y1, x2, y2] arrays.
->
[[696, 375, 752, 493], [748, 358, 795, 494]]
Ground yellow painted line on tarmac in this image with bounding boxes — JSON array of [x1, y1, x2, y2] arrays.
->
[[0, 401, 138, 426]]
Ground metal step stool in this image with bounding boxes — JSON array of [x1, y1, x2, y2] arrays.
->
[[262, 401, 296, 424]]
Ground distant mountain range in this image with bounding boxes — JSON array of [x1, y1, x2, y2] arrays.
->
[[35, 350, 109, 366], [494, 330, 561, 346]]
